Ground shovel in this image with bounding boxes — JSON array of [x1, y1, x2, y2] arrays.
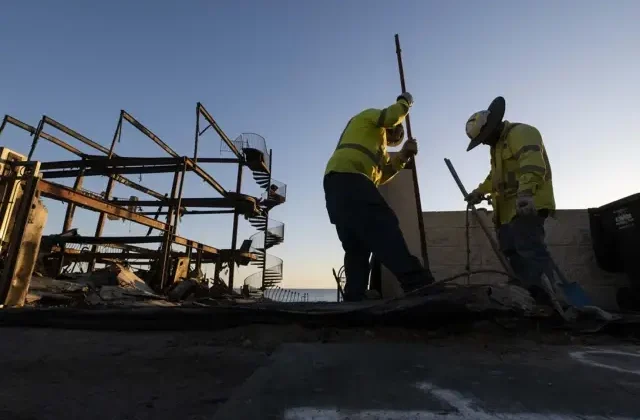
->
[[444, 158, 593, 311], [548, 258, 593, 308]]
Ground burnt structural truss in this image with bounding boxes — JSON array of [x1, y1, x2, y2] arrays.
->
[[0, 103, 287, 304]]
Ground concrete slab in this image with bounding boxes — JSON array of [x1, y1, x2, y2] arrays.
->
[[378, 154, 426, 298], [0, 328, 270, 420], [213, 343, 640, 420]]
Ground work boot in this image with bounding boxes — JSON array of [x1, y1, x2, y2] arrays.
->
[[399, 269, 442, 296]]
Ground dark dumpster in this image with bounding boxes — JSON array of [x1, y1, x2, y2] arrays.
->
[[588, 192, 640, 310]]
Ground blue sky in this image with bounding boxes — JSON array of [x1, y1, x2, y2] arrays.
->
[[1, 0, 639, 289]]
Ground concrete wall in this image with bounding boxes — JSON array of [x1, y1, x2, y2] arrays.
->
[[423, 209, 629, 311], [379, 158, 630, 311]]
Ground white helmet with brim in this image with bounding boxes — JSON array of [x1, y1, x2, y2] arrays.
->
[[465, 96, 506, 151]]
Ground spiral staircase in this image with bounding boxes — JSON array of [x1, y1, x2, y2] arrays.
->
[[221, 133, 286, 293]]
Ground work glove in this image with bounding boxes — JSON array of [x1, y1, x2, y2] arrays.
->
[[397, 92, 414, 107], [400, 138, 418, 161], [465, 189, 485, 205], [516, 191, 536, 216]]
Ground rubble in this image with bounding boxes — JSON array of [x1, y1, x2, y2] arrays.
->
[[20, 261, 248, 309], [167, 279, 201, 301]]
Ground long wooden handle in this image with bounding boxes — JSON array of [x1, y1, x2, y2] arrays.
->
[[394, 34, 429, 268], [394, 34, 412, 140]]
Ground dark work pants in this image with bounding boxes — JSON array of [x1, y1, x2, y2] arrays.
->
[[324, 172, 428, 301], [497, 213, 557, 301]]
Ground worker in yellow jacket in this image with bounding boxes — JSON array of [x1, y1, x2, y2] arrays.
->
[[465, 96, 558, 301], [324, 92, 435, 301]]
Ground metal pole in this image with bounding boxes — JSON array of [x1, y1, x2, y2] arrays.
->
[[186, 246, 193, 277], [27, 118, 45, 160], [214, 261, 223, 285], [88, 113, 123, 272], [158, 165, 183, 289], [261, 149, 273, 290], [194, 104, 200, 162], [57, 167, 86, 275], [228, 161, 243, 290], [195, 247, 203, 273], [443, 158, 514, 277], [171, 160, 187, 236], [62, 170, 85, 233], [394, 34, 430, 268], [146, 194, 168, 236]]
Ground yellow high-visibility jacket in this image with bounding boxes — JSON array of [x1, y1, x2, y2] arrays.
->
[[476, 121, 556, 225], [324, 98, 410, 187]]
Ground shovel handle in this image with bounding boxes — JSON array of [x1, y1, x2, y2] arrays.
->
[[444, 158, 516, 279]]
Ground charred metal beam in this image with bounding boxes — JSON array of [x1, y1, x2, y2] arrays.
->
[[122, 111, 179, 157], [59, 251, 227, 263], [0, 115, 9, 133], [182, 210, 236, 215], [191, 157, 240, 164], [184, 157, 226, 196], [146, 198, 167, 236], [27, 118, 45, 160], [38, 180, 168, 232], [107, 197, 255, 209], [229, 161, 244, 290], [110, 174, 166, 201], [120, 110, 227, 196], [43, 116, 111, 154], [60, 252, 165, 260], [159, 162, 184, 288], [62, 172, 84, 232], [42, 165, 183, 179], [194, 105, 200, 161], [0, 117, 169, 202], [51, 235, 165, 244], [172, 235, 218, 255], [57, 168, 85, 275], [38, 156, 185, 170], [197, 102, 242, 159], [0, 116, 88, 158], [88, 113, 122, 273], [51, 240, 164, 255]]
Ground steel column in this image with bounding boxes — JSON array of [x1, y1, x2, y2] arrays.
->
[[57, 167, 86, 275], [227, 161, 243, 290], [88, 114, 122, 272], [158, 160, 186, 290], [26, 118, 45, 160], [194, 105, 200, 162], [261, 149, 273, 290], [146, 194, 168, 236]]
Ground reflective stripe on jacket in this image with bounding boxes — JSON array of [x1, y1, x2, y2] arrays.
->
[[324, 98, 410, 187], [476, 121, 556, 225]]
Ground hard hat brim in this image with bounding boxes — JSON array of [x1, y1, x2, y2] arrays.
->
[[466, 96, 506, 151]]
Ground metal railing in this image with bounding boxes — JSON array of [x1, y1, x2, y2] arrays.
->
[[221, 132, 270, 169], [248, 219, 284, 250], [264, 286, 309, 302], [261, 178, 287, 202], [243, 253, 283, 289]]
